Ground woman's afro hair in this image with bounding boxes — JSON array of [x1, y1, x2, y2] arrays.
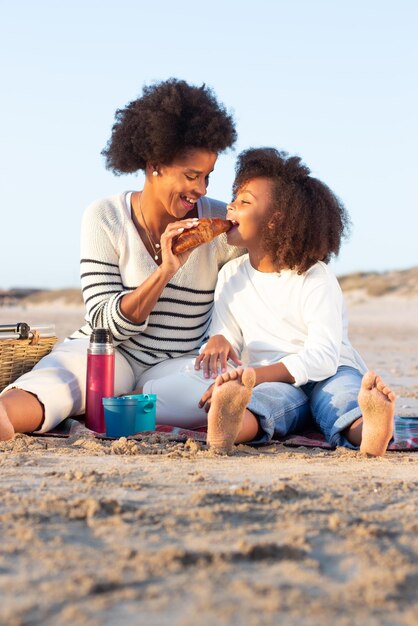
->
[[233, 148, 351, 273], [102, 78, 237, 174]]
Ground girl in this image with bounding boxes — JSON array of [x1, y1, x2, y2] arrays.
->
[[195, 147, 396, 455]]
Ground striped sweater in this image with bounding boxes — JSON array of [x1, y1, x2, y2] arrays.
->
[[71, 192, 241, 372]]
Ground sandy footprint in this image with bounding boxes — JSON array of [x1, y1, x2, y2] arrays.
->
[[207, 368, 256, 454], [358, 370, 395, 456]]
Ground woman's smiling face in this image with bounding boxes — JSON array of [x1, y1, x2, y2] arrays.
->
[[153, 149, 217, 218], [226, 177, 274, 249]]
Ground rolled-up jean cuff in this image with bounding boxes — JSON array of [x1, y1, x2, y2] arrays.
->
[[329, 406, 363, 449], [245, 396, 310, 445], [245, 391, 278, 444], [246, 410, 275, 445]]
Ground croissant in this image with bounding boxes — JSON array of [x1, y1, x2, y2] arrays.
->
[[172, 218, 232, 254]]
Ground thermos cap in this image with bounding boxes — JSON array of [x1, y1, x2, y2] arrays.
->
[[90, 328, 112, 344]]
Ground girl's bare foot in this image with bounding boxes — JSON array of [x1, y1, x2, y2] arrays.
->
[[358, 371, 395, 456], [0, 401, 15, 441], [207, 368, 256, 453]]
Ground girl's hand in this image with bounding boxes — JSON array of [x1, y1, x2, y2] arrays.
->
[[159, 219, 200, 277], [198, 382, 215, 412], [195, 334, 242, 379]]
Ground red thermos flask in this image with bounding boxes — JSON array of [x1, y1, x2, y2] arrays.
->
[[85, 328, 115, 433]]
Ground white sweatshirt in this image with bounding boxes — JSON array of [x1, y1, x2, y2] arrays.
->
[[209, 254, 367, 386]]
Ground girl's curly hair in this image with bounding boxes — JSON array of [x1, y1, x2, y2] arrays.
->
[[233, 148, 351, 273], [102, 78, 237, 174]]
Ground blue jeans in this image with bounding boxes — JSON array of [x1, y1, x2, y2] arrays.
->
[[247, 366, 365, 448]]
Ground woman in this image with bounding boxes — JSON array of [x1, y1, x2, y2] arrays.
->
[[0, 78, 240, 440]]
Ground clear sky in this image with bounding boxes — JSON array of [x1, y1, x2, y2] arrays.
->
[[1, 0, 417, 289]]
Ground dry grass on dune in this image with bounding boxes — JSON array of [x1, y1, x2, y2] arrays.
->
[[9, 266, 418, 305], [20, 288, 83, 307], [338, 266, 418, 297]]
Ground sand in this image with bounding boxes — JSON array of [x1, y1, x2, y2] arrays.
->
[[0, 296, 417, 625]]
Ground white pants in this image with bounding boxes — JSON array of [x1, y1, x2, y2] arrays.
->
[[2, 339, 134, 432], [1, 338, 215, 433], [139, 358, 218, 429]]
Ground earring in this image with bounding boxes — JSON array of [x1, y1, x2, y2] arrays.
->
[[152, 170, 158, 177]]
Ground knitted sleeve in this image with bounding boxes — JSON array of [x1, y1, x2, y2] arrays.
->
[[79, 198, 148, 343]]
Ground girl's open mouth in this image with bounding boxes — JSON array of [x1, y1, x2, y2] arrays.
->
[[227, 218, 239, 232]]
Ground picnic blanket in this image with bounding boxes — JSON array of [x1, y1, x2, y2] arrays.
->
[[37, 417, 418, 451]]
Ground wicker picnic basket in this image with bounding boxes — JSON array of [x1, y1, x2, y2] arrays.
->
[[0, 323, 58, 392]]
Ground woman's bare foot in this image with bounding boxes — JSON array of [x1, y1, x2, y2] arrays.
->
[[207, 368, 256, 453], [358, 371, 395, 456], [0, 400, 15, 441]]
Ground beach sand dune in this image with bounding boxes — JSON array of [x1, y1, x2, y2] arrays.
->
[[0, 295, 417, 625]]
